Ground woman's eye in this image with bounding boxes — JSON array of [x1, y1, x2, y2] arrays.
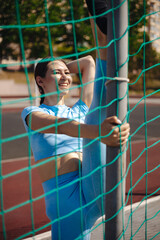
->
[[53, 71, 59, 74]]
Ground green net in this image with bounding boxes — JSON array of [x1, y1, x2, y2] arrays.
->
[[0, 0, 160, 239]]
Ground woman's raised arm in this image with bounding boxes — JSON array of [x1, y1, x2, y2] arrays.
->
[[67, 55, 95, 108]]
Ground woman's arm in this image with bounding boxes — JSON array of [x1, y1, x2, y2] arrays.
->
[[26, 112, 130, 146], [67, 55, 95, 108]]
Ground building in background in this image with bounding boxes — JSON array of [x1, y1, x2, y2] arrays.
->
[[147, 0, 160, 53]]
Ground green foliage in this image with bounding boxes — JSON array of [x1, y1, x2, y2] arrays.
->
[[0, 0, 159, 88], [129, 0, 149, 70], [0, 0, 47, 60], [0, 1, 18, 60], [128, 0, 159, 90], [47, 0, 92, 57], [0, 0, 92, 61]]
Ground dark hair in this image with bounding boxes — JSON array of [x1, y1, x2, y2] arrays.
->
[[34, 57, 52, 104], [34, 57, 67, 104]]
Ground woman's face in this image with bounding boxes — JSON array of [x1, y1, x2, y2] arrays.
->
[[38, 60, 72, 96]]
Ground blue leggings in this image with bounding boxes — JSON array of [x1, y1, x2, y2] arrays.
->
[[42, 59, 107, 240]]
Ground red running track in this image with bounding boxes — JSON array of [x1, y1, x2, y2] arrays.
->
[[0, 139, 159, 239]]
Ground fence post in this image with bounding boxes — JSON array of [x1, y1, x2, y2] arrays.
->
[[105, 0, 129, 239]]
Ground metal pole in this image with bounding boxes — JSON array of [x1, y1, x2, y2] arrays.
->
[[105, 0, 128, 239]]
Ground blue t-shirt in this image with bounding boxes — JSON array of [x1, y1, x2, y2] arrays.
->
[[21, 99, 89, 162]]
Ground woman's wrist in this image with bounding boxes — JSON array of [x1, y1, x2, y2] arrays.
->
[[67, 55, 95, 75], [80, 123, 99, 140]]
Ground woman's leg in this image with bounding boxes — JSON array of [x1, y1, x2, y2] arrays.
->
[[42, 171, 94, 240], [82, 4, 108, 219], [86, 0, 108, 35], [82, 58, 107, 216]]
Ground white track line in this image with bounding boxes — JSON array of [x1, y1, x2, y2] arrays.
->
[[2, 156, 34, 163]]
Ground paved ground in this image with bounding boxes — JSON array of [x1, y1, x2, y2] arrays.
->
[[91, 195, 160, 240], [23, 194, 160, 240]]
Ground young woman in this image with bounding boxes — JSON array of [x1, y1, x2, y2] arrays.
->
[[21, 56, 129, 239], [21, 2, 130, 239]]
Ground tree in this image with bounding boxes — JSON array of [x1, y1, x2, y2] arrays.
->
[[47, 0, 93, 57], [129, 0, 159, 72], [128, 0, 159, 91], [0, 0, 93, 63], [0, 1, 18, 61], [0, 0, 48, 62], [129, 0, 148, 70]]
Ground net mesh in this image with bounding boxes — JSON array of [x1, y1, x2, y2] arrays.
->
[[0, 0, 160, 239]]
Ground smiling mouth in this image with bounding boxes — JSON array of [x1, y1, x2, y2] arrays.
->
[[58, 83, 69, 88]]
